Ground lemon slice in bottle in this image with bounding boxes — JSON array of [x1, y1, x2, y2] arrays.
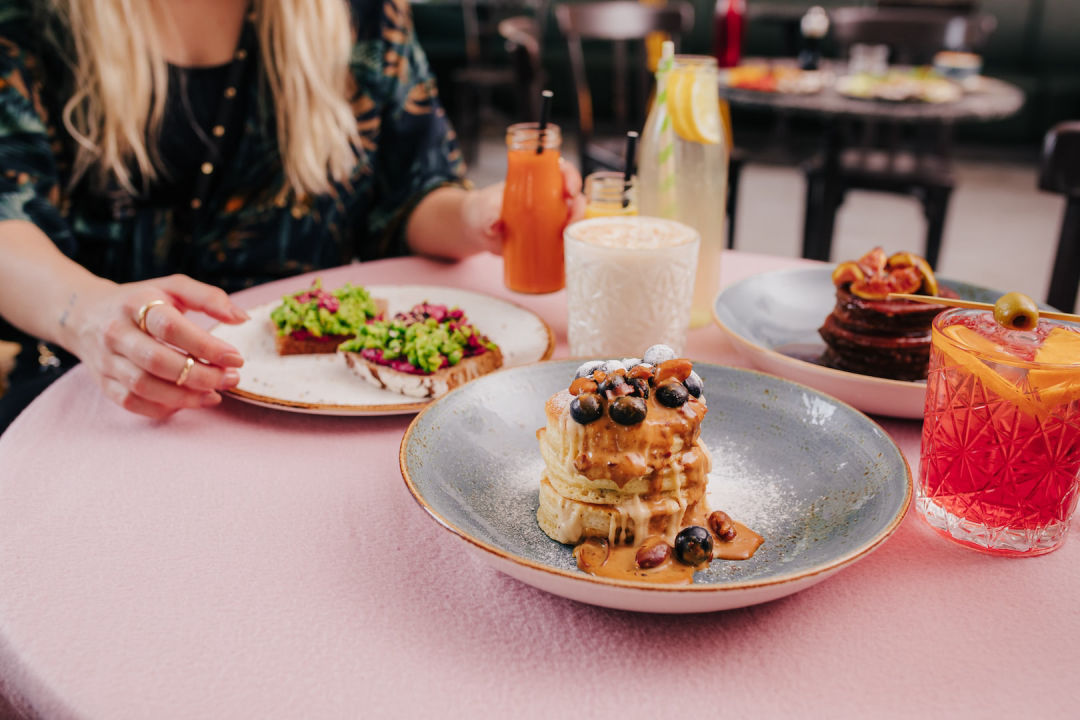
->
[[666, 69, 698, 142], [667, 68, 721, 145]]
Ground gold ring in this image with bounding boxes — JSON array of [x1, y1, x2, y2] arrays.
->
[[175, 355, 195, 387], [136, 300, 168, 334]]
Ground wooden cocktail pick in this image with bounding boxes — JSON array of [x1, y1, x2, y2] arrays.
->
[[886, 294, 1080, 323]]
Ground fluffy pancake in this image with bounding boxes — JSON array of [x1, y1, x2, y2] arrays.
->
[[536, 386, 710, 546]]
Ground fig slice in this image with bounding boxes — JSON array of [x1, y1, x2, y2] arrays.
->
[[856, 247, 888, 276], [887, 252, 939, 296], [831, 261, 866, 287], [850, 266, 922, 300]]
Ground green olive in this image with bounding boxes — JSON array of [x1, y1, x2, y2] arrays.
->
[[993, 292, 1039, 331]]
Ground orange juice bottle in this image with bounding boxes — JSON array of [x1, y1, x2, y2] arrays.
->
[[501, 123, 566, 293]]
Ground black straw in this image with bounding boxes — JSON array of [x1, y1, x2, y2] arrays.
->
[[623, 131, 638, 207], [536, 90, 553, 154]]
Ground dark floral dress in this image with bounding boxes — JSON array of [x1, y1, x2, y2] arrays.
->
[[0, 0, 466, 294]]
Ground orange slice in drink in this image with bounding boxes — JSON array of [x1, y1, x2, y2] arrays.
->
[[937, 325, 1037, 416], [938, 324, 1080, 419], [1029, 327, 1080, 409]]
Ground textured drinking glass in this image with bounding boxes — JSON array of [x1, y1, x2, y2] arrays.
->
[[917, 308, 1080, 556], [564, 216, 699, 358], [583, 171, 638, 218]]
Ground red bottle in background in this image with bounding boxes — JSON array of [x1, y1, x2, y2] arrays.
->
[[713, 0, 746, 68]]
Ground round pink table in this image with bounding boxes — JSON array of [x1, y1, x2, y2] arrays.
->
[[0, 252, 1077, 719]]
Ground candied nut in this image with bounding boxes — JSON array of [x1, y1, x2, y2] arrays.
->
[[573, 538, 610, 572], [635, 538, 671, 569], [627, 364, 655, 381], [654, 358, 693, 384], [569, 377, 598, 396], [591, 370, 607, 385], [708, 510, 737, 542]]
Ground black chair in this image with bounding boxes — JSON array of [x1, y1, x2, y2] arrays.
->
[[801, 7, 997, 267], [498, 15, 546, 125], [451, 0, 549, 165], [554, 0, 694, 176], [1039, 121, 1080, 313]]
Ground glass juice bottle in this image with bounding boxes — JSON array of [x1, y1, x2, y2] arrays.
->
[[638, 45, 728, 328], [584, 171, 638, 218], [500, 122, 566, 293], [713, 0, 746, 69]]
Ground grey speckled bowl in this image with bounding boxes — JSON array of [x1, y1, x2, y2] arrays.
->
[[713, 266, 1011, 418], [400, 361, 911, 613]]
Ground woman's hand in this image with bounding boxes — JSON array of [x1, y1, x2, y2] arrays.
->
[[461, 158, 586, 255], [66, 274, 249, 420]]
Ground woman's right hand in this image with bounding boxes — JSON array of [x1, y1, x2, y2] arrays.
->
[[66, 274, 249, 420]]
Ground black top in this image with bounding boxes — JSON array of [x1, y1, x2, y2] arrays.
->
[[144, 61, 246, 217]]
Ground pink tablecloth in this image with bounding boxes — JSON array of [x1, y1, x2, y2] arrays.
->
[[0, 252, 1077, 719]]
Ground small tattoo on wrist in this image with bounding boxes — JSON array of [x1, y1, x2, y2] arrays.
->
[[58, 292, 77, 328]]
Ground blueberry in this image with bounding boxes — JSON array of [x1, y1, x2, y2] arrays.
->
[[642, 344, 676, 366], [684, 371, 704, 398], [575, 360, 604, 379], [608, 395, 647, 425], [655, 380, 689, 408], [570, 393, 603, 424], [674, 526, 714, 566], [627, 377, 650, 398], [601, 360, 625, 375], [620, 357, 642, 370]]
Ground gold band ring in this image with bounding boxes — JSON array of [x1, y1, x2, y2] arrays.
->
[[136, 300, 168, 334], [175, 355, 195, 387]]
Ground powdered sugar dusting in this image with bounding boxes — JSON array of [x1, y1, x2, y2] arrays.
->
[[705, 438, 805, 538]]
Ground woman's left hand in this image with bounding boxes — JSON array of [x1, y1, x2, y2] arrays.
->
[[462, 158, 586, 255]]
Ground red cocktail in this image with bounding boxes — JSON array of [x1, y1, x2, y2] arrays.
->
[[918, 308, 1080, 555]]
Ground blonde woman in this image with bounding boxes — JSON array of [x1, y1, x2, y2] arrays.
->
[[0, 0, 583, 429]]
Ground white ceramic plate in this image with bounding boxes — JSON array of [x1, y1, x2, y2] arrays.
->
[[712, 267, 1003, 419], [400, 361, 911, 614], [211, 285, 554, 415]]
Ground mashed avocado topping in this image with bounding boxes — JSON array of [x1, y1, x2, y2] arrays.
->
[[270, 280, 379, 339], [339, 302, 498, 375]]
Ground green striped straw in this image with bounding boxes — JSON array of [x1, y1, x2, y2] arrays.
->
[[656, 41, 677, 219]]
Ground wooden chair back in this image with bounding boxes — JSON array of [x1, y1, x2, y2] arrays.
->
[[828, 7, 996, 65], [554, 1, 694, 171], [1039, 121, 1080, 312], [499, 16, 545, 122]]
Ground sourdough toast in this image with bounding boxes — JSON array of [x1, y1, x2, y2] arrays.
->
[[343, 344, 503, 399]]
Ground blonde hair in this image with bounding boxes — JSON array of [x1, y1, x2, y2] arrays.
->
[[49, 0, 361, 197]]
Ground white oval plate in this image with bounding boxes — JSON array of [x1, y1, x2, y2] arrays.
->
[[211, 285, 554, 415], [712, 267, 1004, 418]]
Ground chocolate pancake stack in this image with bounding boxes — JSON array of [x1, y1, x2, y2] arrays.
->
[[820, 285, 954, 381]]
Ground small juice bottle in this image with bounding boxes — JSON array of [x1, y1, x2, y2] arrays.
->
[[583, 171, 638, 219], [500, 123, 566, 294]]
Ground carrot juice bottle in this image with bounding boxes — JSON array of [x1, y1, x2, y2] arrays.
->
[[500, 122, 566, 293]]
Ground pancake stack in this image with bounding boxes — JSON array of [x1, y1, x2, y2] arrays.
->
[[819, 286, 953, 381], [536, 357, 710, 548], [819, 248, 950, 381]]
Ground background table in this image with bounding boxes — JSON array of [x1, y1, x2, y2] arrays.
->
[[1, 252, 1077, 719], [719, 61, 1025, 122]]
